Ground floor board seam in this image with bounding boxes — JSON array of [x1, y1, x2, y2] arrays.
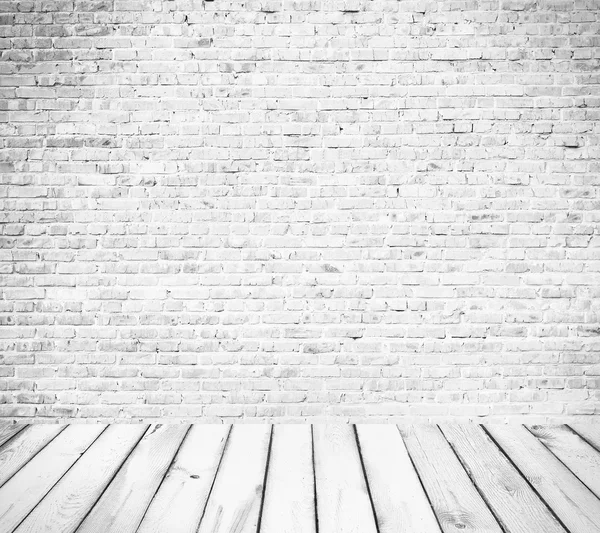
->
[[566, 425, 600, 454], [255, 425, 274, 533], [437, 424, 510, 533], [192, 425, 233, 533], [310, 425, 320, 533], [72, 425, 150, 533], [480, 425, 573, 533], [133, 425, 193, 533], [395, 425, 444, 533], [353, 425, 381, 533], [12, 426, 109, 533], [0, 425, 68, 491], [0, 425, 28, 451], [523, 425, 600, 503]]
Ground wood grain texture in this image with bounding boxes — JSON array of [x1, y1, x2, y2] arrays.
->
[[259, 425, 316, 533], [197, 424, 272, 533], [0, 425, 105, 533], [137, 425, 230, 533], [399, 425, 502, 533], [528, 424, 600, 499], [13, 425, 148, 533], [487, 425, 600, 533], [75, 424, 189, 533], [0, 425, 65, 488], [313, 424, 378, 533], [0, 423, 26, 448], [440, 424, 566, 533], [1, 423, 600, 533], [357, 425, 441, 533]]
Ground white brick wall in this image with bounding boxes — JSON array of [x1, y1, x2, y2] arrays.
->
[[1, 0, 599, 423]]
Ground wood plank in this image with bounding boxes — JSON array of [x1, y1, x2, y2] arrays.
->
[[487, 425, 600, 533], [528, 424, 600, 499], [137, 425, 230, 533], [197, 425, 272, 533], [76, 424, 189, 533], [356, 425, 441, 533], [13, 425, 148, 533], [0, 425, 66, 489], [312, 425, 378, 533], [399, 425, 502, 533], [259, 425, 316, 533], [0, 425, 105, 533], [440, 424, 566, 533], [0, 423, 26, 448], [569, 424, 600, 453]]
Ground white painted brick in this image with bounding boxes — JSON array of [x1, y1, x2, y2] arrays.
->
[[1, 0, 599, 423]]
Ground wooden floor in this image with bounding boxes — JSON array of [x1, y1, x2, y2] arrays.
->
[[1, 424, 600, 533]]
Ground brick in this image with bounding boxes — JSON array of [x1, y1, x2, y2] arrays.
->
[[0, 0, 598, 423]]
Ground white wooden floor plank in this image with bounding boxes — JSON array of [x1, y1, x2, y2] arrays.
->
[[528, 424, 600, 499], [13, 425, 148, 533], [569, 424, 600, 453], [399, 425, 503, 533], [259, 425, 316, 533], [197, 425, 272, 533], [75, 424, 189, 533], [0, 425, 65, 489], [356, 425, 441, 533], [440, 424, 567, 533], [1, 423, 599, 533], [136, 425, 230, 533], [0, 425, 106, 533], [313, 425, 378, 533], [0, 423, 26, 448], [487, 425, 600, 533]]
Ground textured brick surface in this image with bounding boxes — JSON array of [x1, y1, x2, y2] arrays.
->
[[1, 0, 599, 422]]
